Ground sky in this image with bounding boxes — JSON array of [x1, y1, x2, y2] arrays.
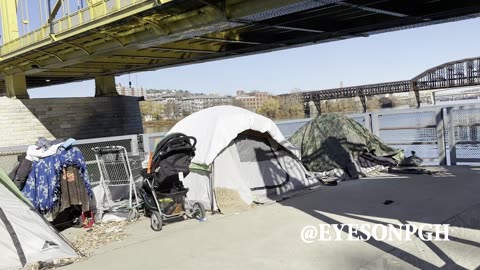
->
[[26, 17, 480, 98]]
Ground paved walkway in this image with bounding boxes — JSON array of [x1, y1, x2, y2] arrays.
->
[[63, 166, 480, 270]]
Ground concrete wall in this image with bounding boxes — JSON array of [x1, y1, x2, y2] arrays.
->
[[0, 96, 143, 147]]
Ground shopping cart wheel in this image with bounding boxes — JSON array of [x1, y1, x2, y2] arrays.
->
[[128, 209, 139, 222], [150, 211, 162, 231], [192, 203, 206, 221], [94, 212, 103, 223]]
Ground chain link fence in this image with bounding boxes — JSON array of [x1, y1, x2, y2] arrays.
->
[[0, 135, 144, 185], [0, 146, 28, 176], [450, 106, 480, 164], [372, 109, 442, 165]]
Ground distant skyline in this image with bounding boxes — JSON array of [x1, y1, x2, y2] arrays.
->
[[28, 18, 480, 98]]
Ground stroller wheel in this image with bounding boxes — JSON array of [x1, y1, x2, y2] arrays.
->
[[150, 211, 163, 231], [192, 203, 206, 221]]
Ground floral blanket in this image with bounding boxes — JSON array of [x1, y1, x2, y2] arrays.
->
[[22, 146, 92, 213]]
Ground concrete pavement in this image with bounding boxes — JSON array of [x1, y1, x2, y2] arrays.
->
[[62, 166, 480, 270]]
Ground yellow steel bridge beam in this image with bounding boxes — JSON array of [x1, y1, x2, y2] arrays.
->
[[0, 0, 307, 87], [0, 0, 19, 43], [0, 0, 29, 98]]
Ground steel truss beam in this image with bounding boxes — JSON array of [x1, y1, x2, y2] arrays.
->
[[293, 57, 480, 114]]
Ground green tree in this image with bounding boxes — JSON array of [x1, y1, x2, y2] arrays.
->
[[378, 97, 395, 108], [140, 101, 164, 121], [258, 98, 280, 119], [366, 96, 381, 110], [182, 109, 191, 117], [278, 94, 304, 119], [164, 102, 181, 119]]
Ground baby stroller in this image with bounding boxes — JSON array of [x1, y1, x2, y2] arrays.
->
[[140, 133, 206, 231]]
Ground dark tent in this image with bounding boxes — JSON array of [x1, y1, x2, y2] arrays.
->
[[290, 114, 403, 179]]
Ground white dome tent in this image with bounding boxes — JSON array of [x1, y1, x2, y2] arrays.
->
[[0, 170, 78, 269], [168, 106, 318, 212]]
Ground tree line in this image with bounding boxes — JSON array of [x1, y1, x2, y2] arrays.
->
[[140, 95, 405, 123]]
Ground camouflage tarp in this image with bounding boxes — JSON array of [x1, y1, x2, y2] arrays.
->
[[290, 114, 403, 177]]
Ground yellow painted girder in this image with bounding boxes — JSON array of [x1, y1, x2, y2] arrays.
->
[[0, 0, 308, 83], [0, 0, 20, 43]]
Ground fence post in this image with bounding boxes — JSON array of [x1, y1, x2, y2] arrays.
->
[[130, 135, 139, 155], [371, 112, 380, 136], [364, 113, 372, 133], [446, 107, 457, 165], [142, 134, 151, 153], [137, 134, 145, 153], [436, 108, 446, 165]]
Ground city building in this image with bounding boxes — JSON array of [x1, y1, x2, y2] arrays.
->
[[116, 83, 145, 97], [180, 95, 233, 113], [235, 90, 272, 112]]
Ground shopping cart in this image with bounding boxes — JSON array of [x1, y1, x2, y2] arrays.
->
[[92, 146, 142, 222]]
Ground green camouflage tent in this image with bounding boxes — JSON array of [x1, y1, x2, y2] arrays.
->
[[290, 114, 403, 178]]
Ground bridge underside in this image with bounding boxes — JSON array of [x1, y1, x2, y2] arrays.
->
[[1, 0, 480, 94]]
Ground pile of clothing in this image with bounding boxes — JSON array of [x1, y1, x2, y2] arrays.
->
[[9, 137, 93, 226]]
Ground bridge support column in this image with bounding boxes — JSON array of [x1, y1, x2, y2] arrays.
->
[[94, 75, 118, 97], [414, 89, 421, 108], [314, 100, 322, 116], [360, 95, 367, 113], [304, 102, 311, 118], [5, 74, 29, 99]]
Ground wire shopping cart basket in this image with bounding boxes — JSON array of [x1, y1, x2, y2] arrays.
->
[[92, 146, 143, 221]]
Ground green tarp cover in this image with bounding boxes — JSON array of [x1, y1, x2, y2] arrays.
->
[[0, 169, 32, 207], [290, 114, 403, 172]]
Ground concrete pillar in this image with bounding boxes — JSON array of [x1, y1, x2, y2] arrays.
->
[[6, 74, 29, 99], [0, 0, 20, 44], [94, 75, 118, 97]]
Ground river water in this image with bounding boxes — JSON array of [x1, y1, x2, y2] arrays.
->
[[144, 126, 172, 134], [142, 106, 480, 165]]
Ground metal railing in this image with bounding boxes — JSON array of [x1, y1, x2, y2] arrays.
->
[[448, 105, 480, 164], [275, 104, 480, 166], [0, 103, 479, 183], [275, 112, 371, 139], [142, 132, 167, 154], [371, 107, 445, 165], [0, 0, 149, 55]]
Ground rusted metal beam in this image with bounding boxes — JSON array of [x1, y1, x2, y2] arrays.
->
[[288, 57, 480, 111]]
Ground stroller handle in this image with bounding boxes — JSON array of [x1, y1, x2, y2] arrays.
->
[[150, 133, 197, 166], [188, 136, 197, 149]]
